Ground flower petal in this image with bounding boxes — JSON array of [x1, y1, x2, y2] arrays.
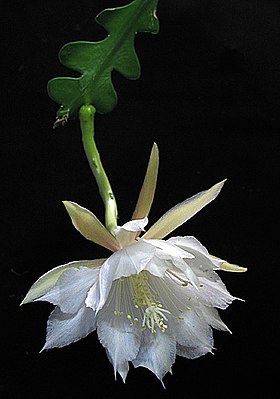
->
[[41, 306, 96, 351], [174, 308, 214, 358], [21, 259, 103, 305], [144, 256, 170, 278], [144, 239, 200, 286], [116, 218, 148, 233], [147, 272, 214, 357], [176, 342, 213, 359], [142, 180, 226, 240], [63, 201, 120, 252], [143, 239, 194, 259], [132, 143, 159, 220], [38, 266, 101, 313], [187, 277, 237, 309], [97, 308, 141, 382], [85, 280, 100, 311], [132, 330, 176, 384], [171, 257, 200, 288], [199, 306, 231, 332], [168, 236, 210, 258], [168, 236, 221, 281], [114, 217, 148, 248], [96, 241, 156, 312]]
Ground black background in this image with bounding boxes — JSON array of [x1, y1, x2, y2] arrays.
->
[[2, 0, 278, 397]]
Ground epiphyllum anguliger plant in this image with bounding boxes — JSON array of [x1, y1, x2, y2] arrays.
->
[[22, 0, 246, 385]]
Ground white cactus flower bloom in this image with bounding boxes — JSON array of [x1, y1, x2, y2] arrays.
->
[[21, 144, 246, 384]]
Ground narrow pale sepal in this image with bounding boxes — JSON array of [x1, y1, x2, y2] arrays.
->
[[142, 180, 226, 240], [20, 259, 103, 305], [221, 262, 247, 272], [63, 201, 120, 252], [132, 143, 159, 220]]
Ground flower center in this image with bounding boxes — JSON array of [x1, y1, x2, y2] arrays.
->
[[142, 304, 170, 333], [132, 273, 170, 333], [113, 271, 170, 334]]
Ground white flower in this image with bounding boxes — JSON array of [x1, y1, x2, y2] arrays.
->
[[21, 144, 246, 384]]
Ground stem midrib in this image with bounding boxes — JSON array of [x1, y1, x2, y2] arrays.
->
[[73, 0, 154, 112]]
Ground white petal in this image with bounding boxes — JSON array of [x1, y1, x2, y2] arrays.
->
[[174, 309, 214, 358], [143, 239, 200, 285], [143, 180, 226, 240], [169, 236, 221, 281], [148, 274, 214, 358], [111, 240, 156, 280], [21, 259, 103, 305], [199, 306, 231, 332], [132, 330, 176, 384], [168, 236, 210, 257], [97, 315, 141, 382], [63, 201, 120, 252], [187, 277, 237, 309], [38, 266, 101, 313], [41, 306, 96, 350], [144, 256, 170, 278], [114, 217, 148, 248], [171, 257, 200, 288], [97, 241, 156, 312], [176, 342, 213, 359], [115, 218, 149, 233], [132, 143, 159, 220], [143, 239, 194, 259], [85, 279, 100, 311]]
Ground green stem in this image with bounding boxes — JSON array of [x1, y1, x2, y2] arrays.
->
[[79, 105, 118, 234]]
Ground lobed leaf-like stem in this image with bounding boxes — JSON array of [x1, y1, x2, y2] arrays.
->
[[79, 105, 118, 234]]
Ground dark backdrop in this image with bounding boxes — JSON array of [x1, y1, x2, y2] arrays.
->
[[2, 0, 278, 397]]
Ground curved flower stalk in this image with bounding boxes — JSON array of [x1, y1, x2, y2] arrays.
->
[[21, 144, 246, 384]]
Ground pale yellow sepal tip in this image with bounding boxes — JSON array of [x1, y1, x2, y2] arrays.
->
[[62, 200, 120, 252], [221, 262, 247, 272], [132, 142, 159, 221], [62, 200, 73, 210]]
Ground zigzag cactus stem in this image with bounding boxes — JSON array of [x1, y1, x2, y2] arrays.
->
[[79, 105, 118, 234]]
